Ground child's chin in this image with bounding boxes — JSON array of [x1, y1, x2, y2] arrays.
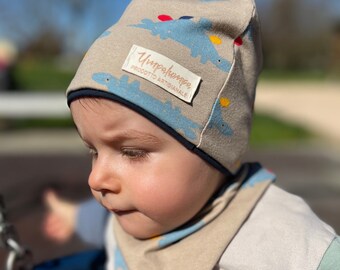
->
[[116, 212, 177, 240], [118, 219, 164, 240], [122, 225, 162, 240]]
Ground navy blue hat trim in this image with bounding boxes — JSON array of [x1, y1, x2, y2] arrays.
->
[[67, 88, 233, 177]]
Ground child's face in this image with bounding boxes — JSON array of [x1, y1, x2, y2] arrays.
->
[[71, 98, 225, 239]]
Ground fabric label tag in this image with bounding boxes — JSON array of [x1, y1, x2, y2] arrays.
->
[[122, 45, 201, 103]]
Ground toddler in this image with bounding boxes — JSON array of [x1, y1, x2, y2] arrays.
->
[[55, 0, 340, 269]]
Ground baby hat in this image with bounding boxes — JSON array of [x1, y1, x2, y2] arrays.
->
[[67, 0, 263, 175]]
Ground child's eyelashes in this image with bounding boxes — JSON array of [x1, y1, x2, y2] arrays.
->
[[85, 145, 149, 162], [121, 147, 149, 161]]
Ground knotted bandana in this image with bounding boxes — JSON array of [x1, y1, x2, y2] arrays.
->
[[106, 163, 276, 270]]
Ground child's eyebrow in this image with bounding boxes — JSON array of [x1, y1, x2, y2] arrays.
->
[[115, 130, 163, 145], [73, 124, 163, 146]]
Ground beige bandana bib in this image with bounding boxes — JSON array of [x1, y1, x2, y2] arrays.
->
[[106, 163, 275, 270]]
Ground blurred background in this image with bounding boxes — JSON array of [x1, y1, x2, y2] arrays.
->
[[0, 0, 339, 266]]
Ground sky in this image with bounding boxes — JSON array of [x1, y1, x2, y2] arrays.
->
[[0, 0, 339, 54], [0, 0, 131, 53]]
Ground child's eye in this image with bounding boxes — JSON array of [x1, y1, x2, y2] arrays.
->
[[121, 148, 148, 160]]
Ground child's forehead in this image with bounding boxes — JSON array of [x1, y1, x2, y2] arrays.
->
[[73, 97, 123, 110], [71, 97, 136, 119], [71, 97, 171, 142]]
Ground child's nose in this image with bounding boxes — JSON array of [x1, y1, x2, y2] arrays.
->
[[88, 157, 121, 194]]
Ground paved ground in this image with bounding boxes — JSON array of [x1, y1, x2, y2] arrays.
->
[[256, 81, 340, 144], [0, 81, 339, 266]]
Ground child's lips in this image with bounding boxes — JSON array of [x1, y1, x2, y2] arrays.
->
[[111, 209, 135, 215]]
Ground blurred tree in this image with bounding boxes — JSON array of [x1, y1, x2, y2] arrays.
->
[[329, 21, 340, 74], [0, 0, 130, 56], [0, 0, 338, 74], [0, 0, 64, 58], [23, 28, 63, 58], [260, 0, 332, 72], [0, 0, 96, 57], [0, 0, 132, 90]]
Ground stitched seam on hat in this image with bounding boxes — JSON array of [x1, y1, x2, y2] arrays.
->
[[197, 49, 237, 148], [196, 5, 256, 148]]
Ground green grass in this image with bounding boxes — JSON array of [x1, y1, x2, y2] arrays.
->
[[250, 113, 313, 146], [13, 58, 75, 91]]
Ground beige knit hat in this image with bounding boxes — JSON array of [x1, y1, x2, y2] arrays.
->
[[67, 0, 263, 175]]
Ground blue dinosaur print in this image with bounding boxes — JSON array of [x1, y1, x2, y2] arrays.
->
[[158, 221, 205, 248], [114, 247, 128, 270], [207, 98, 233, 136], [242, 168, 276, 189], [98, 30, 111, 39], [92, 73, 201, 140], [131, 18, 231, 72]]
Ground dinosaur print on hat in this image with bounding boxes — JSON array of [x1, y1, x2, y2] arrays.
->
[[92, 73, 202, 140], [131, 16, 232, 72], [207, 97, 233, 136]]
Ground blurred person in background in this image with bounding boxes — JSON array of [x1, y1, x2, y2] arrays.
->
[[43, 189, 108, 248], [0, 39, 17, 91]]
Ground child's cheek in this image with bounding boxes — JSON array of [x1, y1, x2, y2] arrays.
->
[[132, 177, 188, 219]]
